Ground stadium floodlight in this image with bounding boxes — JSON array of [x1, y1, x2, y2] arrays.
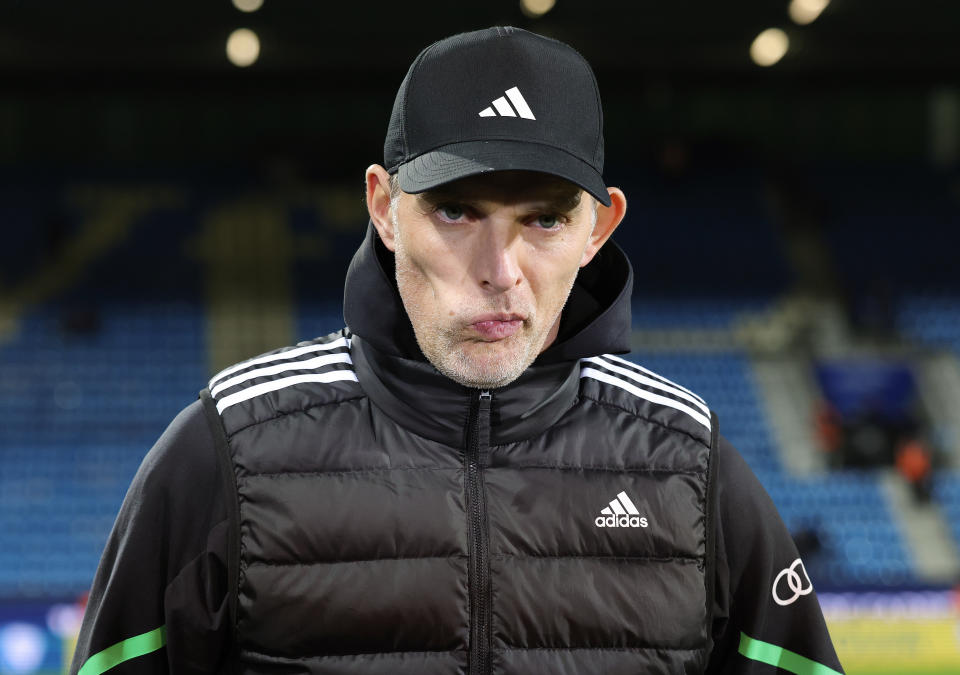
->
[[232, 0, 265, 12], [520, 0, 556, 19], [226, 28, 260, 68], [789, 0, 830, 26], [750, 28, 789, 67]]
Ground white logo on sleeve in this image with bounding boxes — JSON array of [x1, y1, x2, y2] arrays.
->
[[478, 86, 537, 120], [772, 558, 813, 606], [595, 491, 648, 528]]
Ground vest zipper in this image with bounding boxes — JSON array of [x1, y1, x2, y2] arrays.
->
[[467, 389, 492, 674]]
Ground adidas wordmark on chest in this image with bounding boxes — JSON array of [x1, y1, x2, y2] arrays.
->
[[596, 491, 649, 528]]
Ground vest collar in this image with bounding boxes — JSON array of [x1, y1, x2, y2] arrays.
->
[[351, 333, 580, 446]]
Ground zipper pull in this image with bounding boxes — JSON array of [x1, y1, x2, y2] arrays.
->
[[478, 390, 492, 419]]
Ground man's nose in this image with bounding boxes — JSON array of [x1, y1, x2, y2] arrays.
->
[[476, 227, 523, 293]]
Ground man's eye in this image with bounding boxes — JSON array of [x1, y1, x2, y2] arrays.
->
[[437, 205, 465, 221], [535, 214, 561, 229]]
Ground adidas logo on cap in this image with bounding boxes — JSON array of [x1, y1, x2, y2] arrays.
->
[[595, 491, 648, 528], [478, 86, 536, 120]]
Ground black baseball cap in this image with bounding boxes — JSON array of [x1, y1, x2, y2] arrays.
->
[[383, 26, 610, 207]]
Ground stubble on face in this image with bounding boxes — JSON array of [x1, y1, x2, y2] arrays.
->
[[395, 243, 575, 389], [390, 173, 591, 390]]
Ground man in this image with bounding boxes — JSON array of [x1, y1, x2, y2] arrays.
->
[[72, 26, 843, 674]]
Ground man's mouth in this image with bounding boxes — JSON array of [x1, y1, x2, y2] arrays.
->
[[469, 314, 525, 341]]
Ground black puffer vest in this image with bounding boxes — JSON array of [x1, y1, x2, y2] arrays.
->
[[202, 226, 719, 674]]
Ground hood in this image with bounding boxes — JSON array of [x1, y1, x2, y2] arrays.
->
[[343, 221, 633, 364]]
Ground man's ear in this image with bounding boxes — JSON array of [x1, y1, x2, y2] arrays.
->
[[580, 187, 627, 267], [365, 164, 397, 252]]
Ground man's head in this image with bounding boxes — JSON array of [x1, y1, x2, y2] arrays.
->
[[367, 167, 625, 389], [365, 26, 626, 389]]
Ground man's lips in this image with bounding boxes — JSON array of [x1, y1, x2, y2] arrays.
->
[[469, 314, 525, 340]]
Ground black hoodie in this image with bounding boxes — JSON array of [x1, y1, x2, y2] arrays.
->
[[70, 226, 843, 674]]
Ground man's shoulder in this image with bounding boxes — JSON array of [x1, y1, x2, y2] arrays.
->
[[129, 398, 221, 505], [205, 328, 363, 433], [578, 353, 713, 446]]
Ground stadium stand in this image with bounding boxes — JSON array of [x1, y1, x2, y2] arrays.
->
[[626, 352, 914, 588], [0, 167, 957, 601], [618, 162, 791, 295], [933, 472, 960, 557], [0, 303, 205, 597], [897, 292, 960, 356], [815, 162, 960, 293]]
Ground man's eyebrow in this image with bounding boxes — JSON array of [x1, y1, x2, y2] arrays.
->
[[416, 189, 584, 213], [415, 191, 456, 208], [531, 191, 584, 214]]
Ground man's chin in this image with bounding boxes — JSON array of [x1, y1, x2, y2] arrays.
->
[[440, 368, 523, 390], [436, 340, 533, 389]]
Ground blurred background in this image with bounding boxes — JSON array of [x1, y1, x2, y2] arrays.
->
[[1, 0, 960, 672]]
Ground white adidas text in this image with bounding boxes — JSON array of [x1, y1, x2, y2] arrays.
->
[[595, 491, 649, 528], [595, 514, 648, 528]]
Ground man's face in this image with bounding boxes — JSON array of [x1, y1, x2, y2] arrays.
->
[[387, 171, 597, 389]]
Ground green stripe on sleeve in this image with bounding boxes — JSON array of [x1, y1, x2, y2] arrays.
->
[[78, 625, 167, 675], [738, 632, 842, 675]]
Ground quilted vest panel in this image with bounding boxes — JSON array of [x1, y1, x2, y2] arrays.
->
[[208, 331, 717, 674]]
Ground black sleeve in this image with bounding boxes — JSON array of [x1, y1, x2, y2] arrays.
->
[[705, 435, 844, 674], [70, 399, 233, 675]]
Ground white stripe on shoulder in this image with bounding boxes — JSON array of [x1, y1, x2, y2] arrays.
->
[[599, 353, 706, 406], [582, 356, 709, 416], [208, 336, 351, 390], [210, 352, 353, 398], [216, 370, 359, 414], [580, 366, 711, 431]]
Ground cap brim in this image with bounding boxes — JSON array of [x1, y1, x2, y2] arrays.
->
[[396, 140, 611, 207]]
